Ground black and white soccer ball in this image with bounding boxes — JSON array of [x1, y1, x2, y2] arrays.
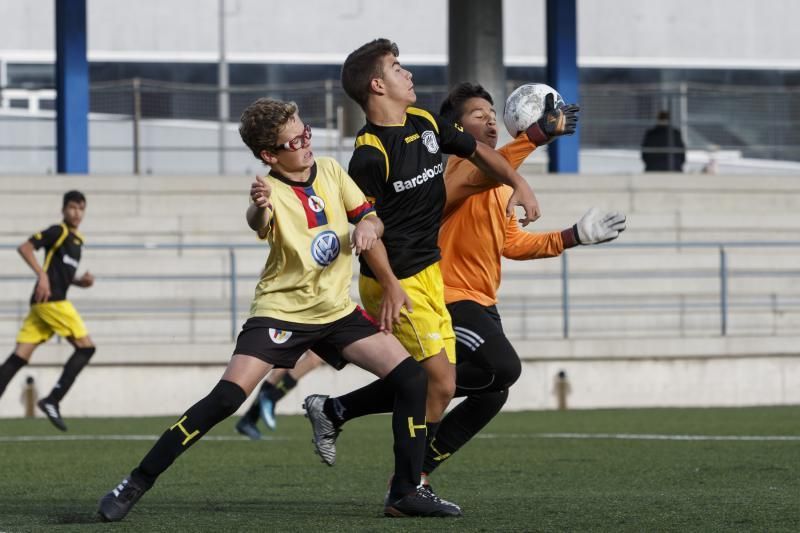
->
[[503, 83, 565, 137]]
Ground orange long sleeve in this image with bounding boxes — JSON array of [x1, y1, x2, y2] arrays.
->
[[440, 135, 564, 306]]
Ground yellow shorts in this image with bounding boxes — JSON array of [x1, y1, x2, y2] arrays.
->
[[359, 262, 456, 364], [16, 301, 88, 344]]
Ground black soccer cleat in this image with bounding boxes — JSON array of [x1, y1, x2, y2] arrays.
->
[[384, 487, 463, 518], [37, 399, 67, 431], [97, 476, 148, 522]]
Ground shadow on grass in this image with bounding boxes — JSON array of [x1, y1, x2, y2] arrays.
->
[[52, 511, 105, 525]]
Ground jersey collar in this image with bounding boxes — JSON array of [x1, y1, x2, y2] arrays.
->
[[269, 162, 318, 187]]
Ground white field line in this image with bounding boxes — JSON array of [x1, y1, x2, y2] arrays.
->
[[1, 432, 798, 443], [478, 432, 800, 442], [0, 434, 291, 442]]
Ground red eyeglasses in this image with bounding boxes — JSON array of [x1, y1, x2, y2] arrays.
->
[[275, 124, 312, 151]]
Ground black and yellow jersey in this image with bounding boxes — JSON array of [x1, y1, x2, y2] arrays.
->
[[348, 106, 476, 279], [28, 223, 84, 303]]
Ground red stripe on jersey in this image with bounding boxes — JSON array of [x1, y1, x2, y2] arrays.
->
[[346, 202, 375, 224], [292, 187, 327, 228]]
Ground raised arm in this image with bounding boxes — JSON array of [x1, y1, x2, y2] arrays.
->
[[246, 175, 273, 238], [468, 142, 541, 225]]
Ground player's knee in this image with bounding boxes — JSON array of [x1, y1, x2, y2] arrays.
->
[[77, 346, 96, 359], [428, 373, 456, 405], [480, 335, 521, 389], [387, 357, 428, 396], [208, 379, 247, 417], [494, 354, 521, 389]]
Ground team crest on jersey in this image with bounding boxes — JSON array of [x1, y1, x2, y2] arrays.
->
[[311, 230, 340, 266], [421, 131, 439, 154], [307, 195, 325, 213], [268, 328, 292, 344]]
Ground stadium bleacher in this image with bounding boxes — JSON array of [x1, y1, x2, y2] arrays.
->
[[1, 172, 799, 416]]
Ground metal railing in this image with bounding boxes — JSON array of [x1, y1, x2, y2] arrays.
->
[[2, 80, 800, 175], [2, 240, 799, 342]]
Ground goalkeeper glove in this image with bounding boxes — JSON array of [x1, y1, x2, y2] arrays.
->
[[525, 93, 580, 146], [573, 207, 627, 245]]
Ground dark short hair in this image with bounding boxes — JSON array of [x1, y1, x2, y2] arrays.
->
[[657, 110, 671, 121], [63, 190, 86, 208], [238, 98, 298, 161], [341, 38, 400, 110], [439, 83, 494, 125]]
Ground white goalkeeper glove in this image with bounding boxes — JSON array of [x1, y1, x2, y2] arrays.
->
[[574, 207, 627, 245]]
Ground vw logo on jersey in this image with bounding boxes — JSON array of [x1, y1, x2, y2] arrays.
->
[[308, 195, 325, 213], [268, 328, 292, 344], [422, 131, 439, 154], [310, 230, 340, 267]]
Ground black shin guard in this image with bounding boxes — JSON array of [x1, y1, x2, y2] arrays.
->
[[383, 358, 428, 500], [0, 353, 28, 398], [423, 389, 509, 474], [47, 346, 95, 403], [133, 380, 246, 487]]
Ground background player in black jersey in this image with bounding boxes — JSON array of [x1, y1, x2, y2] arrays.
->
[[303, 39, 541, 492], [0, 190, 96, 431]]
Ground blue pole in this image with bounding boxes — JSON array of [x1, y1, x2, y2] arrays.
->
[[561, 252, 570, 338], [546, 0, 579, 173], [720, 246, 728, 336], [55, 0, 89, 174], [229, 248, 237, 341]]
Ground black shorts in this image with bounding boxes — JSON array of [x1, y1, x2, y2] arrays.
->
[[233, 306, 378, 370]]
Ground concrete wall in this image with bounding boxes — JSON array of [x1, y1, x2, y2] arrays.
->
[[1, 0, 799, 69], [1, 336, 797, 419]]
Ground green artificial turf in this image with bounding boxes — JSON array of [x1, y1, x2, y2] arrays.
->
[[0, 407, 798, 532]]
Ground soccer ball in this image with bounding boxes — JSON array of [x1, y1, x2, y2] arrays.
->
[[503, 83, 565, 137]]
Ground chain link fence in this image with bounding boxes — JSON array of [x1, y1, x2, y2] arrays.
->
[[2, 79, 799, 174]]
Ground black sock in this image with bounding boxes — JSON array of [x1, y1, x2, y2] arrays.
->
[[132, 379, 246, 488], [325, 378, 395, 425], [383, 358, 428, 501], [271, 374, 297, 401], [47, 347, 95, 403], [426, 421, 440, 446], [423, 389, 509, 474], [0, 353, 27, 399], [244, 373, 300, 423]]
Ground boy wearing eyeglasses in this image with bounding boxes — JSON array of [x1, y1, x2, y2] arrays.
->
[[97, 98, 461, 521]]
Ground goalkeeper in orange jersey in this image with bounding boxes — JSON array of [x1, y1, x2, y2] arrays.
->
[[419, 82, 625, 485]]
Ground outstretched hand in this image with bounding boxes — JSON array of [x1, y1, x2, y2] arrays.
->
[[526, 93, 580, 146], [575, 207, 627, 245]]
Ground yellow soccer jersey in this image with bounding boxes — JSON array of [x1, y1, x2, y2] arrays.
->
[[249, 156, 376, 324]]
